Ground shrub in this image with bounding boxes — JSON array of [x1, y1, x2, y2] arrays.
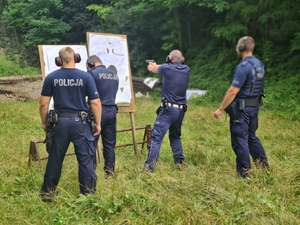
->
[[0, 55, 41, 77]]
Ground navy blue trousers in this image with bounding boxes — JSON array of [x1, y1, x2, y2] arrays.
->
[[145, 106, 185, 171], [230, 106, 269, 176], [41, 117, 97, 195], [94, 106, 117, 173]]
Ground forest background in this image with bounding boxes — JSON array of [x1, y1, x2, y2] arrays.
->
[[0, 0, 300, 116], [1, 1, 300, 224]]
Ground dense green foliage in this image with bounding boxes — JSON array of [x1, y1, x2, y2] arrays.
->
[[0, 97, 300, 224], [1, 0, 300, 116], [0, 55, 40, 76]]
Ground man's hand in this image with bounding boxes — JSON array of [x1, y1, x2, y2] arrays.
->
[[93, 124, 101, 136], [147, 62, 159, 73], [214, 108, 223, 119], [42, 123, 47, 133], [214, 85, 240, 119]]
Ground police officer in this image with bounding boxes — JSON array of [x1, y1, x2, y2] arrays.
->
[[86, 55, 119, 178], [144, 50, 190, 172], [39, 47, 101, 202], [214, 36, 269, 177]]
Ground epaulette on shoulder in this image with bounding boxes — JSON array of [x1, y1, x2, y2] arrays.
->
[[241, 60, 249, 66]]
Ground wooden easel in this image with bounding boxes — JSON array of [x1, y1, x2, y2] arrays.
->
[[28, 125, 152, 169]]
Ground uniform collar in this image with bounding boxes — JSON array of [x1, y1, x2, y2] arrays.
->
[[91, 65, 106, 70]]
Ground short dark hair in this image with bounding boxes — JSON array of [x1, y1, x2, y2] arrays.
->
[[240, 36, 255, 52], [89, 55, 102, 64], [59, 47, 74, 64]]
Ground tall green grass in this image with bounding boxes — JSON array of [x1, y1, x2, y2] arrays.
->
[[0, 96, 299, 224], [0, 55, 41, 77]]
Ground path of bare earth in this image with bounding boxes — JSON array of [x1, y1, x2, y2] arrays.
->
[[0, 75, 43, 102]]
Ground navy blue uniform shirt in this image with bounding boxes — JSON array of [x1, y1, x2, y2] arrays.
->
[[88, 65, 119, 106], [231, 56, 263, 99], [41, 68, 99, 112], [158, 61, 190, 105]]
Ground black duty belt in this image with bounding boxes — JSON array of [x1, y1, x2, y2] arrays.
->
[[160, 102, 184, 109], [243, 98, 260, 107], [58, 112, 80, 118]]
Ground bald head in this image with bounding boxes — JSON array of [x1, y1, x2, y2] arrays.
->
[[169, 50, 183, 62]]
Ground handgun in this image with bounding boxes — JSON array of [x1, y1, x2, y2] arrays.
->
[[146, 60, 155, 63]]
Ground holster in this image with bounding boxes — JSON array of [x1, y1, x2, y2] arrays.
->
[[161, 98, 169, 110], [43, 110, 57, 152], [79, 111, 95, 133], [79, 111, 88, 122], [225, 100, 240, 123], [87, 112, 95, 133], [259, 92, 266, 106], [44, 127, 54, 153]]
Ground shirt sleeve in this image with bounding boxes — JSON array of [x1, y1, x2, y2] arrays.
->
[[41, 76, 53, 96], [231, 65, 247, 88], [85, 75, 99, 100], [157, 63, 167, 75]]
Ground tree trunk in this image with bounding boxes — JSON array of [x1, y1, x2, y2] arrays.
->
[[266, 18, 269, 41], [14, 28, 18, 43], [187, 21, 191, 45], [250, 10, 257, 39], [187, 7, 192, 45], [0, 0, 4, 37], [173, 7, 183, 52]]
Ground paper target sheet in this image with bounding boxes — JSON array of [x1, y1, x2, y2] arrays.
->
[[87, 33, 132, 104]]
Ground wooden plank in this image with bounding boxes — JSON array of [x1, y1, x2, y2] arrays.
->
[[0, 75, 42, 84], [132, 77, 161, 92]]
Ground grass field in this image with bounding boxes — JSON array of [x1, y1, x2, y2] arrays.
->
[[0, 96, 299, 225]]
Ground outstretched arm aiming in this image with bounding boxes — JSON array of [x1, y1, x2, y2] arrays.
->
[[214, 85, 240, 119], [147, 62, 161, 74]]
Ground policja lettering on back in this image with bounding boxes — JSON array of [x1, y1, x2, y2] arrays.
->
[[54, 78, 83, 86], [99, 73, 118, 80]]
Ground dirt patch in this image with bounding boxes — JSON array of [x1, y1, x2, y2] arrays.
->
[[0, 75, 43, 102]]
